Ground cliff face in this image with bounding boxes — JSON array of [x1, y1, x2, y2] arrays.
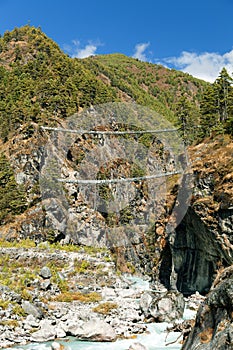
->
[[161, 136, 233, 295], [1, 127, 232, 297], [181, 266, 233, 349]]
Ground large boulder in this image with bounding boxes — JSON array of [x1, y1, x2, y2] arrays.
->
[[182, 266, 233, 350], [22, 301, 43, 319], [140, 290, 185, 322], [30, 320, 56, 342], [74, 319, 117, 342]]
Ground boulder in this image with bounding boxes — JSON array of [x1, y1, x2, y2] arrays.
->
[[139, 291, 153, 318], [23, 314, 39, 330], [30, 327, 56, 342], [41, 279, 51, 290], [30, 320, 56, 342], [140, 290, 185, 322], [39, 266, 52, 279], [22, 301, 43, 319], [75, 319, 117, 342]]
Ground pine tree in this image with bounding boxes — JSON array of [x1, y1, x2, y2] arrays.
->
[[215, 67, 233, 123], [200, 84, 219, 137], [0, 153, 27, 224], [175, 94, 200, 143], [200, 67, 233, 137]]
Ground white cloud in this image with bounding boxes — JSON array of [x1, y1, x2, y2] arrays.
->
[[133, 42, 150, 61], [64, 40, 101, 59], [74, 44, 98, 59], [164, 50, 233, 82]]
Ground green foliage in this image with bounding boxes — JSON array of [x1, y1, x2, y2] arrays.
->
[[200, 68, 233, 137], [0, 238, 36, 248], [0, 25, 117, 140], [0, 299, 10, 309], [73, 259, 91, 274], [11, 305, 26, 317], [0, 25, 209, 146], [175, 94, 201, 144], [53, 291, 102, 303], [83, 54, 207, 125], [0, 153, 27, 223]]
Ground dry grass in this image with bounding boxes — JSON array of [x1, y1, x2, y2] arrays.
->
[[53, 291, 102, 303], [93, 302, 118, 315], [199, 327, 213, 343]]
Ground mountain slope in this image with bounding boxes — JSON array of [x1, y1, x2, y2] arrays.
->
[[83, 53, 207, 123], [0, 25, 207, 142]]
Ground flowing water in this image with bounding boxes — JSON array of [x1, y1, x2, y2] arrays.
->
[[17, 323, 183, 350]]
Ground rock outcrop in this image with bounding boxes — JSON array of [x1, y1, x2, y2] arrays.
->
[[159, 137, 233, 295], [181, 265, 233, 350], [0, 121, 232, 300], [140, 290, 185, 322]]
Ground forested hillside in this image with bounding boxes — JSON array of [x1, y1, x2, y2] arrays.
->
[[0, 25, 207, 142], [0, 25, 232, 231]]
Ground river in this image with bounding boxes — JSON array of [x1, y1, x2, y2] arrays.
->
[[13, 276, 196, 350]]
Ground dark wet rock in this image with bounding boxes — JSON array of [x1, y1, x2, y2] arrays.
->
[[182, 266, 233, 350]]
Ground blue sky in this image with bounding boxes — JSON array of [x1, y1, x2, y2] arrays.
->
[[1, 0, 233, 82]]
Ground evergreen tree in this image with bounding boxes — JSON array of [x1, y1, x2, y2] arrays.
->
[[0, 153, 27, 224], [200, 84, 219, 137], [200, 67, 233, 137], [215, 67, 233, 123], [175, 94, 200, 144]]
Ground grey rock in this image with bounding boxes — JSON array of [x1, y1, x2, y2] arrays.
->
[[149, 290, 185, 322], [23, 314, 39, 330], [30, 320, 56, 342], [22, 301, 43, 319], [64, 320, 84, 336], [51, 342, 63, 350], [55, 321, 66, 338], [75, 319, 117, 342], [30, 328, 55, 342], [139, 291, 153, 318], [140, 290, 184, 322], [39, 266, 52, 279]]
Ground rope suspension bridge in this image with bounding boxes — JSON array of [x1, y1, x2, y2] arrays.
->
[[41, 126, 178, 135], [40, 122, 188, 245], [41, 125, 183, 185]]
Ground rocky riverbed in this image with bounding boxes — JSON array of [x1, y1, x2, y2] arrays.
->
[[0, 244, 201, 349]]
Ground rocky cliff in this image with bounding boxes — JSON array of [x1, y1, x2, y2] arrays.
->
[[160, 135, 233, 295], [181, 265, 233, 349], [0, 122, 232, 298]]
